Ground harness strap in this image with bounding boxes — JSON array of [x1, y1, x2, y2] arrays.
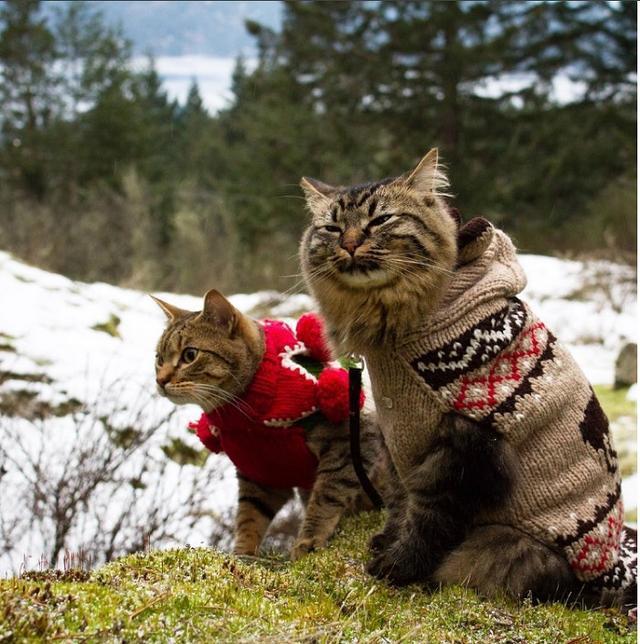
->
[[348, 365, 383, 509]]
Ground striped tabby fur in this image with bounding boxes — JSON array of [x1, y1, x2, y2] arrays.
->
[[299, 149, 457, 355], [299, 149, 600, 605], [152, 289, 389, 560]]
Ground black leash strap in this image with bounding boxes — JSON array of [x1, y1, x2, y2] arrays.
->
[[348, 361, 383, 509]]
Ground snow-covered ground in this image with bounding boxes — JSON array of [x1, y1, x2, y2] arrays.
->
[[0, 250, 636, 575]]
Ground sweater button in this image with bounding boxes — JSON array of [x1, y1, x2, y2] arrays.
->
[[382, 396, 393, 409]]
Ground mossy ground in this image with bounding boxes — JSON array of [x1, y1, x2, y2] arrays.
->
[[594, 385, 637, 523], [1, 513, 636, 643], [593, 384, 636, 422], [1, 387, 636, 642]]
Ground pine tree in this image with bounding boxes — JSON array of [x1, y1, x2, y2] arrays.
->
[[0, 0, 56, 195], [237, 0, 635, 247], [176, 80, 212, 182]]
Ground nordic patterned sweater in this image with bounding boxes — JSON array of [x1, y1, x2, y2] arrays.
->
[[365, 218, 636, 593]]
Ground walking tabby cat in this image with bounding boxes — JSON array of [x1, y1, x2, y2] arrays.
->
[[153, 289, 389, 560]]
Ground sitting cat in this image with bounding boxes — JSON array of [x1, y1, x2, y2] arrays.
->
[[152, 288, 388, 560], [299, 148, 636, 610]]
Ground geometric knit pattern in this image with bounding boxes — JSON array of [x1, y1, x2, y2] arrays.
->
[[369, 224, 638, 597], [564, 493, 624, 583], [412, 298, 547, 421], [597, 524, 637, 591], [410, 299, 634, 586], [408, 297, 636, 586]]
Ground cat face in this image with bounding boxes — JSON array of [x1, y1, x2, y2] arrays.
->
[[300, 149, 458, 293], [152, 290, 263, 411]]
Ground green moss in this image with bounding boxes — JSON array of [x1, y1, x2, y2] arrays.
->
[[593, 384, 636, 421], [595, 384, 637, 480], [0, 514, 634, 643], [0, 380, 634, 641], [100, 416, 139, 449], [161, 437, 210, 467], [91, 313, 121, 338]]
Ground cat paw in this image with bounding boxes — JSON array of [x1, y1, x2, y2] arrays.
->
[[368, 531, 394, 554], [366, 542, 433, 586], [291, 536, 327, 561], [233, 545, 259, 557]]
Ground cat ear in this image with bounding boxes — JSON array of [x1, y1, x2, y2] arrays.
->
[[200, 288, 238, 335], [404, 148, 448, 196], [300, 176, 336, 214], [149, 294, 189, 321], [300, 176, 336, 197]]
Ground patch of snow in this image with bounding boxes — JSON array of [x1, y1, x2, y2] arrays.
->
[[622, 474, 638, 513], [519, 254, 636, 384]]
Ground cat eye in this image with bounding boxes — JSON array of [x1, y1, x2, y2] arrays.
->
[[155, 355, 164, 368], [368, 214, 393, 227], [181, 347, 198, 364], [321, 225, 342, 233]]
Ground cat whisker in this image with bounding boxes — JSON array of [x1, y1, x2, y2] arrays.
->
[[190, 383, 255, 420], [166, 384, 212, 409], [206, 386, 253, 416], [383, 256, 456, 278], [192, 391, 217, 409], [287, 265, 333, 294], [191, 388, 237, 414], [170, 382, 228, 406]]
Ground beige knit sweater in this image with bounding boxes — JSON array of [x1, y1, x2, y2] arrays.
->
[[365, 220, 636, 591]]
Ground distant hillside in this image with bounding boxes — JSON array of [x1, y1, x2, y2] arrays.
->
[[41, 0, 282, 56]]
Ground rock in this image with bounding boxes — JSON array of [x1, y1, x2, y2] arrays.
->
[[614, 342, 637, 389]]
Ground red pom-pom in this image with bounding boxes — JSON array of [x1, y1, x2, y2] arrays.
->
[[317, 367, 364, 424], [296, 312, 333, 363], [188, 414, 223, 453]]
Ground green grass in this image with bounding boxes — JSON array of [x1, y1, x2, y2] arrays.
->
[[1, 386, 635, 642], [594, 384, 637, 421], [595, 385, 637, 487], [0, 514, 635, 643]]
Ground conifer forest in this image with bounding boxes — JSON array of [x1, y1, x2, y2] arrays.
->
[[0, 1, 636, 291]]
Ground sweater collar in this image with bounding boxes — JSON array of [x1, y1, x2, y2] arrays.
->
[[205, 321, 291, 427], [392, 223, 527, 347], [439, 223, 526, 309]]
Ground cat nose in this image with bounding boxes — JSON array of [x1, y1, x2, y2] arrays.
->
[[340, 230, 363, 256], [156, 369, 172, 388]]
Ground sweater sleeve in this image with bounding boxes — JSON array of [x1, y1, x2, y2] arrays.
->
[[188, 414, 223, 453]]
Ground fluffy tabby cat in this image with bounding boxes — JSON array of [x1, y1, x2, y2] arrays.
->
[[299, 149, 636, 609], [152, 289, 388, 560]]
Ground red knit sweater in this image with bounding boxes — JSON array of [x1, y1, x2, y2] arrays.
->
[[189, 315, 362, 489]]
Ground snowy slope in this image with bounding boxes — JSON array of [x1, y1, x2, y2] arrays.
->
[[518, 254, 636, 385], [0, 251, 636, 574]]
